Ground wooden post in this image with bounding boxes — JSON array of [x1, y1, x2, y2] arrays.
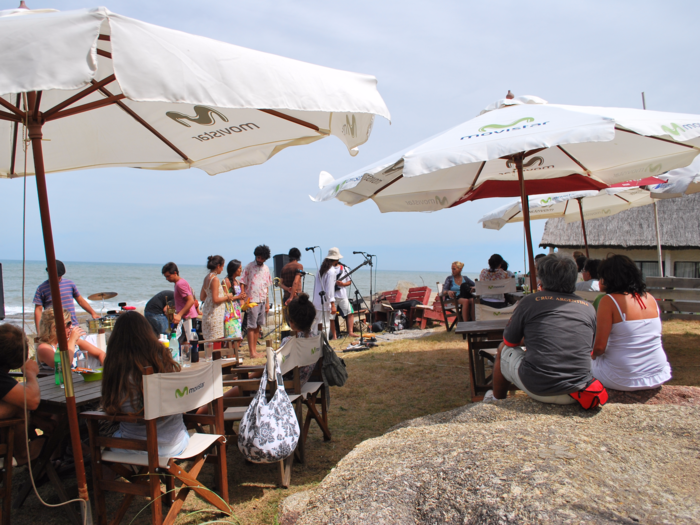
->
[[515, 153, 537, 291], [576, 198, 590, 258], [653, 201, 664, 277]]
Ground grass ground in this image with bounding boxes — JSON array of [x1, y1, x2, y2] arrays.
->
[[11, 320, 700, 524]]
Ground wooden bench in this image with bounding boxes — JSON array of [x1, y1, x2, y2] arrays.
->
[[646, 276, 700, 321]]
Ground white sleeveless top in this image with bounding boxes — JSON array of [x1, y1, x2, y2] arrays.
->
[[591, 295, 671, 390]]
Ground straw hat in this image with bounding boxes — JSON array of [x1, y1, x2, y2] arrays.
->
[[326, 247, 343, 260]]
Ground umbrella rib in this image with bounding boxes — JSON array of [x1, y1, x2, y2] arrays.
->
[[0, 96, 24, 118], [0, 110, 20, 123], [448, 160, 487, 207], [615, 126, 697, 149], [45, 94, 126, 121], [258, 109, 321, 133], [96, 49, 112, 59], [93, 82, 190, 161], [9, 94, 21, 176], [557, 145, 590, 173], [43, 74, 117, 118], [371, 173, 403, 197]]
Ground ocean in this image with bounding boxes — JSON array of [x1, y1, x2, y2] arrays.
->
[[0, 259, 479, 330]]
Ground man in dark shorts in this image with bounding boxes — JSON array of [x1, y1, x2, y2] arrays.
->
[[241, 245, 272, 358], [491, 253, 596, 404], [144, 290, 174, 335]]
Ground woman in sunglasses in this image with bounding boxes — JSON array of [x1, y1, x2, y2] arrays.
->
[[36, 308, 106, 371]]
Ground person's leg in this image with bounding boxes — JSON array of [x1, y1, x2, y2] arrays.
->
[[330, 315, 337, 340], [347, 313, 356, 336], [492, 344, 512, 399], [458, 298, 471, 322], [250, 327, 261, 358]]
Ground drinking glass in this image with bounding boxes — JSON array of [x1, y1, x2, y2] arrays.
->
[[204, 342, 214, 362], [180, 344, 191, 367]]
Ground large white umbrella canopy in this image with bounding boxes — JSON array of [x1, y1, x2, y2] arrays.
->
[[0, 6, 389, 516], [0, 6, 390, 177], [312, 94, 700, 288], [312, 95, 700, 213], [649, 155, 700, 198]]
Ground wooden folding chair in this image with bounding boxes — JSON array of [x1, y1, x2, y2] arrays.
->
[[370, 290, 402, 324], [81, 359, 229, 525], [473, 278, 518, 321], [406, 286, 432, 329], [0, 418, 22, 525]]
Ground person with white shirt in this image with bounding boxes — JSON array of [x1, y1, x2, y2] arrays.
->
[[575, 258, 601, 292], [334, 261, 358, 338], [312, 248, 342, 336]]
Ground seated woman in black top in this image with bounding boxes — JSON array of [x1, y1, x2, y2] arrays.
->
[[442, 261, 475, 322]]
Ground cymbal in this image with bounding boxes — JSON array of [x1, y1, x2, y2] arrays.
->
[[88, 292, 118, 301]]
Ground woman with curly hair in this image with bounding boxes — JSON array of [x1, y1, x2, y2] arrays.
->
[[102, 311, 189, 456], [591, 255, 671, 391]]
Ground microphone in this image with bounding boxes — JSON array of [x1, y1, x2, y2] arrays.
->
[[298, 270, 314, 276], [306, 247, 315, 252], [353, 251, 365, 255]]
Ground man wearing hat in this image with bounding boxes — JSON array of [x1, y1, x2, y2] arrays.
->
[[312, 247, 343, 336], [33, 260, 100, 333]]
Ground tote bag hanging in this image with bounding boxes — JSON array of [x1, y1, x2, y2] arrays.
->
[[237, 362, 300, 463]]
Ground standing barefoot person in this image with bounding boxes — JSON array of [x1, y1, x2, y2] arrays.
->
[[240, 245, 272, 358], [223, 259, 246, 354]]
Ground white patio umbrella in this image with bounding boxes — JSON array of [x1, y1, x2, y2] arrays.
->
[[312, 94, 700, 288], [479, 177, 663, 256], [0, 5, 389, 515], [649, 155, 700, 198]]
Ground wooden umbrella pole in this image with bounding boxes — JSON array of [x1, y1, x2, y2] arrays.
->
[[576, 198, 590, 258], [516, 153, 537, 291], [653, 201, 664, 277], [27, 111, 90, 504]]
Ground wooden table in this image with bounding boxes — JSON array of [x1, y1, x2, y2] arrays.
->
[[15, 373, 101, 525], [456, 319, 509, 402]]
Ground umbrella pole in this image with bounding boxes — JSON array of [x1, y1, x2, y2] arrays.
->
[[653, 201, 664, 277], [576, 198, 590, 258], [516, 153, 537, 291], [27, 115, 90, 508]]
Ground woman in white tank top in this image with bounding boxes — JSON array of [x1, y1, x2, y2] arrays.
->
[[591, 255, 671, 391]]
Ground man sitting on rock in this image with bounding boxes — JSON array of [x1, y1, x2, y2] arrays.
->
[[490, 253, 596, 404]]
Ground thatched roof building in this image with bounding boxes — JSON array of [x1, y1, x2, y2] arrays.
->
[[539, 193, 700, 277], [540, 192, 700, 250]]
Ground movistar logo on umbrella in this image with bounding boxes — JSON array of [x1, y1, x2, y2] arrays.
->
[[342, 115, 357, 138], [462, 118, 549, 140], [405, 195, 449, 207], [167, 106, 228, 127], [661, 122, 700, 137]]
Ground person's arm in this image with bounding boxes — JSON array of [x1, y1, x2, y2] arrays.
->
[[174, 294, 195, 324], [34, 305, 43, 334], [210, 276, 233, 305], [76, 293, 100, 319], [2, 360, 40, 410], [592, 295, 614, 359], [502, 300, 525, 347], [76, 338, 107, 365]]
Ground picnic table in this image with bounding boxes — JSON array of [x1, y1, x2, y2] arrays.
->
[[456, 319, 509, 402], [15, 373, 99, 525]]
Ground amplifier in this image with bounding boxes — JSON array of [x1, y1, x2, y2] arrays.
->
[[273, 254, 290, 280]]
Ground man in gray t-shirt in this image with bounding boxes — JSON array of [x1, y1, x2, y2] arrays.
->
[[493, 254, 595, 404]]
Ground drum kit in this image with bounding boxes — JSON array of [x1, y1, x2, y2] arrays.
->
[[86, 291, 121, 334]]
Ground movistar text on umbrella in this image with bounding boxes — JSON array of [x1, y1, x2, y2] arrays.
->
[[461, 121, 549, 140], [191, 123, 260, 142]]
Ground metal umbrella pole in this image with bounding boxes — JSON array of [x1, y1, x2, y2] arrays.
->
[[26, 92, 90, 510]]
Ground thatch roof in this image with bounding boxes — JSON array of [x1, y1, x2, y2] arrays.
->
[[540, 192, 700, 250]]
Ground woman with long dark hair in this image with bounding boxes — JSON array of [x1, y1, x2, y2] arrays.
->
[[312, 247, 342, 335], [102, 311, 189, 456], [591, 254, 671, 391], [200, 255, 234, 340]]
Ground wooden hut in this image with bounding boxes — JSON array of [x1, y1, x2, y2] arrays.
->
[[539, 193, 700, 278]]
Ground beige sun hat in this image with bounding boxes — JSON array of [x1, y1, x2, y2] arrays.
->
[[326, 247, 343, 260]]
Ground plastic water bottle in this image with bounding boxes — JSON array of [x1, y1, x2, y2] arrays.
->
[[190, 328, 198, 343], [169, 332, 179, 362], [76, 349, 87, 370], [54, 351, 63, 387]]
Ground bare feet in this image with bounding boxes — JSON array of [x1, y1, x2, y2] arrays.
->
[[249, 353, 260, 359], [348, 333, 358, 338]]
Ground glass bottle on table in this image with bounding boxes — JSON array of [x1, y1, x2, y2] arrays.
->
[[54, 350, 63, 387]]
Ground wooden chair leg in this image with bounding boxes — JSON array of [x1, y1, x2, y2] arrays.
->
[[304, 392, 331, 441], [277, 453, 293, 488], [3, 425, 15, 525], [293, 399, 305, 464], [87, 419, 108, 525], [149, 469, 163, 525], [164, 475, 175, 506], [215, 440, 228, 505]]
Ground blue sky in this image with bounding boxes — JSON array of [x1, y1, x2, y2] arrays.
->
[[2, 0, 700, 274]]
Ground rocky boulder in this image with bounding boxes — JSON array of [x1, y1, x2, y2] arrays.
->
[[285, 389, 700, 524]]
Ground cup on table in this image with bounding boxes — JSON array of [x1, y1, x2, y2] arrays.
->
[[204, 342, 213, 362], [181, 344, 191, 367]]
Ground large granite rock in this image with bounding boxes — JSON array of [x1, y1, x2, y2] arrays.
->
[[285, 390, 700, 524]]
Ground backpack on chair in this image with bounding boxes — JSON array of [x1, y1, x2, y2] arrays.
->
[[320, 332, 348, 387]]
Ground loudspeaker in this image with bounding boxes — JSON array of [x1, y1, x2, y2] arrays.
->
[[273, 254, 290, 280], [0, 263, 4, 320]]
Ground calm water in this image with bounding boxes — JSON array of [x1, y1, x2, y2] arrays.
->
[[1, 260, 478, 327]]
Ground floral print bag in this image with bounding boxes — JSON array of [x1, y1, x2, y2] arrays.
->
[[237, 361, 300, 463]]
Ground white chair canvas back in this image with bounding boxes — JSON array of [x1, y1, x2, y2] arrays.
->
[[277, 335, 323, 376], [474, 278, 517, 296], [575, 290, 602, 304], [474, 302, 517, 321], [143, 361, 223, 420]]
